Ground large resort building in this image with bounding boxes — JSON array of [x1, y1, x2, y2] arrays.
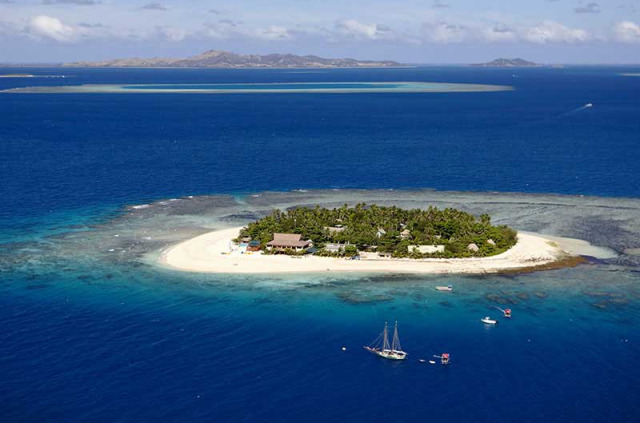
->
[[266, 233, 312, 252]]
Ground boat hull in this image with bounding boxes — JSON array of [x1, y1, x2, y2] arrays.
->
[[364, 346, 407, 360]]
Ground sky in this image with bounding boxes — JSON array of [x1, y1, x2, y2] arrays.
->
[[0, 0, 639, 64]]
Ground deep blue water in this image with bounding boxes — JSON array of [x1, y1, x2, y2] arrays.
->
[[0, 67, 639, 422], [1, 66, 639, 222]]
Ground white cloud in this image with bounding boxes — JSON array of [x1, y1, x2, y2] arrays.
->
[[156, 25, 186, 42], [421, 21, 468, 43], [201, 20, 291, 41], [28, 15, 76, 42], [433, 1, 450, 9], [574, 2, 600, 14], [331, 19, 418, 44], [418, 19, 592, 44], [142, 3, 166, 11], [255, 25, 290, 40], [482, 24, 518, 42], [614, 21, 640, 43], [42, 0, 101, 5], [335, 19, 385, 40], [524, 21, 590, 43]]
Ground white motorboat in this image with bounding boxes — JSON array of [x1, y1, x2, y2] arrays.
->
[[436, 285, 453, 292], [481, 316, 498, 325]]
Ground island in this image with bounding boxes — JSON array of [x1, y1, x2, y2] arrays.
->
[[63, 49, 404, 69], [471, 58, 542, 68], [159, 204, 583, 274]]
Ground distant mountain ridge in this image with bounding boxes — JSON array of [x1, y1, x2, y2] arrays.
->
[[471, 58, 542, 68], [63, 50, 404, 69]]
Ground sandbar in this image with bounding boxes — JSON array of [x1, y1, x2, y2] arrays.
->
[[1, 81, 512, 94], [159, 227, 595, 275], [0, 74, 35, 78]]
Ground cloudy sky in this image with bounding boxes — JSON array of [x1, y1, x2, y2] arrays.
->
[[1, 0, 639, 63]]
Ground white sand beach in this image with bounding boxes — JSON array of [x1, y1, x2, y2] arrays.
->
[[158, 227, 603, 275]]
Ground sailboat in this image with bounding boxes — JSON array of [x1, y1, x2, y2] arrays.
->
[[364, 321, 407, 360]]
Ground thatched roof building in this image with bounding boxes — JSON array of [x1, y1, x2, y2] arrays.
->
[[266, 233, 311, 251]]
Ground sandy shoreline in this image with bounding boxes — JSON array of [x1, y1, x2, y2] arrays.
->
[[158, 227, 603, 275]]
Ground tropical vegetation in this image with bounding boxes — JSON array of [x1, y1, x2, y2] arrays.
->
[[237, 204, 517, 258]]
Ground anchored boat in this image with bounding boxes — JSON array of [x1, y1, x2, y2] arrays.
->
[[364, 321, 407, 360], [436, 285, 453, 292], [481, 316, 498, 325], [433, 353, 451, 365]]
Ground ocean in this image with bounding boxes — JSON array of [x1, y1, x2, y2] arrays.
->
[[0, 66, 639, 422]]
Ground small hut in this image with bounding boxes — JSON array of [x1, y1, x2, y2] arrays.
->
[[246, 240, 261, 252], [467, 243, 480, 252]]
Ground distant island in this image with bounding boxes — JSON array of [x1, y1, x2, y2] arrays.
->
[[63, 50, 404, 69], [472, 58, 542, 68]]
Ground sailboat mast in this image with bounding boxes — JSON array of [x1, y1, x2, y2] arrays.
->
[[382, 322, 389, 351], [392, 321, 401, 351]]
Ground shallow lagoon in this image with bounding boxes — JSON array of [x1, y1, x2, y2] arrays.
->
[[2, 81, 512, 94]]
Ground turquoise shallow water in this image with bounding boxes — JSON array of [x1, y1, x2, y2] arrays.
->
[[3, 81, 508, 94], [123, 82, 406, 90]]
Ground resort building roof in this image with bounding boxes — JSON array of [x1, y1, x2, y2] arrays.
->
[[267, 233, 311, 249]]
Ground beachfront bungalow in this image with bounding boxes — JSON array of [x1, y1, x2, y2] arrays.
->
[[246, 240, 261, 252], [324, 243, 355, 253], [408, 245, 445, 254], [467, 243, 480, 252], [400, 229, 412, 240], [266, 233, 311, 252]]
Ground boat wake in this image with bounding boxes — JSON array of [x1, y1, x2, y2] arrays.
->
[[559, 103, 593, 117]]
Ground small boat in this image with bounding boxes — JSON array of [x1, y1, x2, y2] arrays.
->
[[364, 321, 407, 360], [494, 306, 512, 318], [481, 316, 498, 325], [432, 353, 451, 365], [436, 285, 453, 292], [585, 103, 593, 108]]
